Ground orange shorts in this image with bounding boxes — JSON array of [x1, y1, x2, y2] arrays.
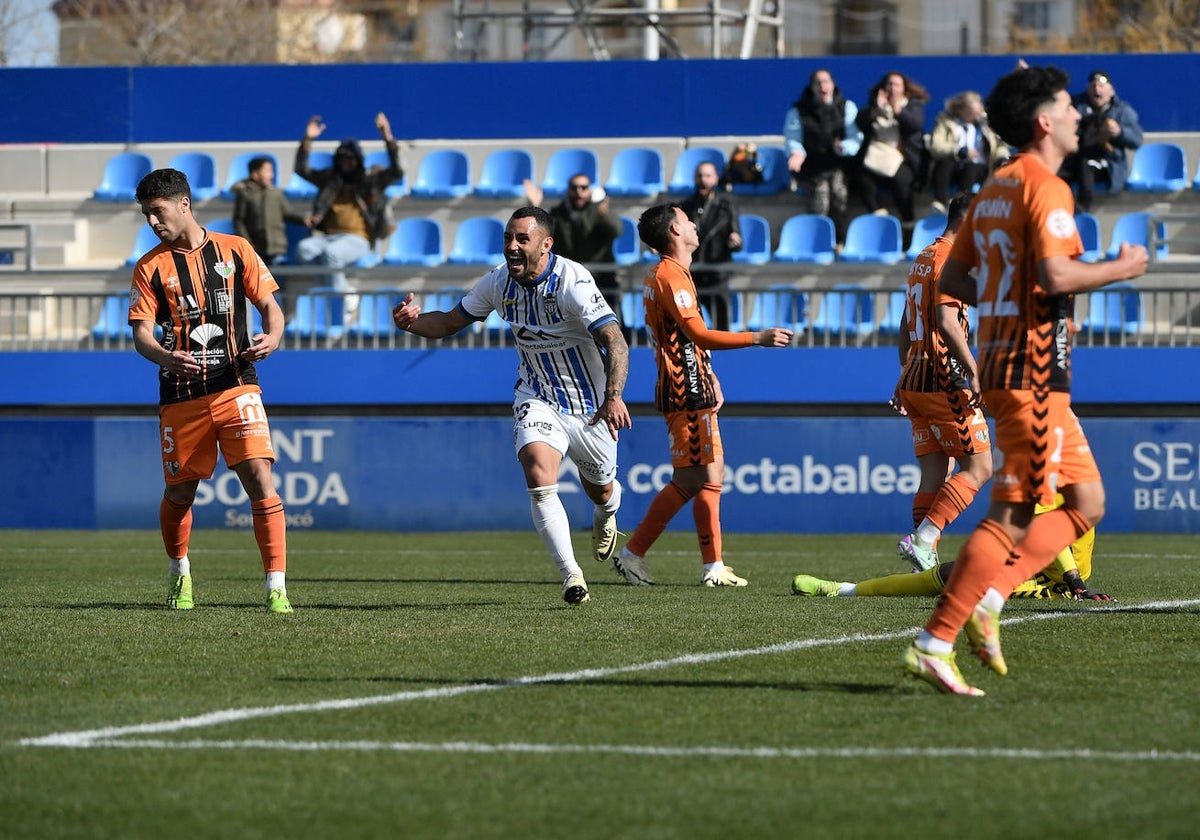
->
[[900, 389, 990, 458], [985, 389, 1100, 505], [663, 407, 723, 468], [158, 384, 275, 484]]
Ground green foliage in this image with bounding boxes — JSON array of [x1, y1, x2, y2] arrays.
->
[[1, 530, 1198, 839]]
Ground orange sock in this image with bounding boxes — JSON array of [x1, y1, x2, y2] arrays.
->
[[995, 507, 1091, 596], [924, 519, 1014, 643], [924, 473, 980, 530], [251, 495, 287, 574], [159, 495, 192, 559], [626, 481, 692, 557], [911, 492, 936, 531], [692, 482, 723, 565]]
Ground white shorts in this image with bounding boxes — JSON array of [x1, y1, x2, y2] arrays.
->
[[512, 398, 618, 487]]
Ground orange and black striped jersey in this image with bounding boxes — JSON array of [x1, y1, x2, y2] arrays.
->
[[643, 256, 752, 413], [948, 153, 1082, 392], [898, 235, 970, 393], [129, 229, 279, 406]]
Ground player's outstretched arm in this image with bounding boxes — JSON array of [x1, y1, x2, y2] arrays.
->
[[392, 292, 471, 339]]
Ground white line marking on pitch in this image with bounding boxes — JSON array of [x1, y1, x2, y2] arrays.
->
[[68, 739, 1200, 763], [19, 598, 1200, 751]]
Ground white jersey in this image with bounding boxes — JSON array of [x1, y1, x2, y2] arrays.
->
[[460, 253, 618, 416]]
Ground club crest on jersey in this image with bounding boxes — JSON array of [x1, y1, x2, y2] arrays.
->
[[214, 261, 235, 279], [674, 288, 695, 310], [1046, 208, 1076, 239], [164, 460, 181, 477], [543, 295, 560, 321]]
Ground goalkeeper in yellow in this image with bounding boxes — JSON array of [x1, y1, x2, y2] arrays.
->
[[792, 496, 1110, 601]]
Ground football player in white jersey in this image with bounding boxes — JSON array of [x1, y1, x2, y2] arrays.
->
[[393, 206, 632, 605]]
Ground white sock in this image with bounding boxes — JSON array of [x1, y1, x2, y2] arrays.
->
[[703, 561, 726, 572], [266, 571, 286, 594], [915, 520, 941, 548], [838, 582, 857, 597], [915, 631, 954, 655], [595, 480, 622, 521], [528, 485, 581, 577], [170, 556, 190, 576], [980, 587, 1005, 613]]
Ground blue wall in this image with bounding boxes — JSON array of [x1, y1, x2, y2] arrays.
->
[[3, 415, 1197, 533], [4, 347, 1199, 407], [1, 53, 1196, 144]]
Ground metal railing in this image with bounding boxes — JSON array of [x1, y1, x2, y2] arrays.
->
[[2, 281, 1197, 352]]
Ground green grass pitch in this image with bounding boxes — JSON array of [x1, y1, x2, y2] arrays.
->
[[2, 529, 1198, 839]]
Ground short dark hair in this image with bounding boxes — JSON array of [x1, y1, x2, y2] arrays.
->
[[985, 65, 1070, 149], [136, 168, 191, 203], [637, 203, 681, 254], [248, 156, 273, 175], [946, 191, 974, 227], [510, 205, 553, 235]]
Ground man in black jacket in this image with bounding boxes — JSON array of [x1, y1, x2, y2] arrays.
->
[[679, 161, 742, 330]]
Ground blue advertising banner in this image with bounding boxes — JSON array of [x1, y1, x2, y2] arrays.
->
[[2, 415, 1194, 534]]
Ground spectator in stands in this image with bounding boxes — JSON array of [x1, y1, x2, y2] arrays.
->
[[129, 168, 292, 614], [1060, 70, 1143, 212], [231, 156, 308, 265], [854, 70, 930, 223], [390, 206, 632, 607], [611, 203, 793, 588], [784, 68, 863, 247], [524, 173, 623, 322], [927, 91, 1009, 214], [292, 112, 403, 317], [679, 160, 742, 330]]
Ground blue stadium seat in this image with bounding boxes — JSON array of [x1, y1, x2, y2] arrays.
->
[[620, 291, 649, 341], [167, 152, 219, 200], [1081, 282, 1143, 336], [729, 146, 792, 196], [1125, 142, 1189, 192], [409, 149, 471, 199], [477, 309, 513, 344], [473, 148, 534, 198], [614, 216, 642, 266], [745, 285, 807, 332], [94, 152, 153, 202], [446, 216, 504, 265], [666, 146, 726, 195], [732, 214, 772, 265], [875, 287, 909, 336], [905, 212, 947, 259], [382, 217, 443, 267], [1075, 212, 1103, 263], [839, 214, 905, 264], [348, 288, 405, 338], [284, 286, 345, 340], [604, 147, 665, 197], [772, 214, 836, 265], [125, 226, 161, 266], [1105, 211, 1167, 260], [811, 283, 875, 337], [424, 287, 468, 317], [221, 152, 279, 200], [283, 150, 332, 200], [363, 149, 408, 198], [205, 217, 236, 236], [540, 147, 599, 199], [91, 293, 132, 340]]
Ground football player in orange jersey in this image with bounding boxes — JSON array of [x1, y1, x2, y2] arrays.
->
[[901, 65, 1147, 695]]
